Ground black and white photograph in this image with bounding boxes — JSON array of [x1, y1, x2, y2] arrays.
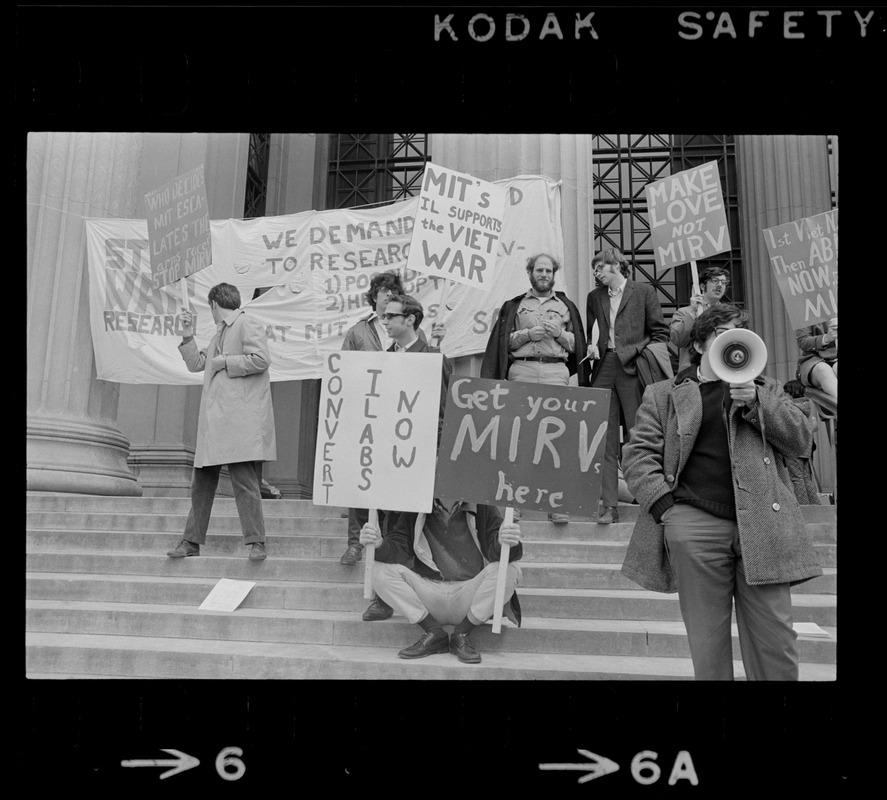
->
[[19, 2, 869, 792]]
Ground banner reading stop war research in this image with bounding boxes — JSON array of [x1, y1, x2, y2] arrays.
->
[[763, 209, 838, 330], [435, 378, 611, 517], [84, 175, 562, 384]]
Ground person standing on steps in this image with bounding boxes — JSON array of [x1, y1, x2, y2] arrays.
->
[[584, 247, 669, 525], [167, 282, 275, 562], [481, 252, 587, 525]]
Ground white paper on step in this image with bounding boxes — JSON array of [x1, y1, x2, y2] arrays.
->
[[198, 579, 256, 612]]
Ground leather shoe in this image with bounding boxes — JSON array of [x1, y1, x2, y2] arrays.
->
[[167, 539, 200, 558], [597, 506, 620, 524], [397, 630, 449, 659], [362, 597, 393, 621], [449, 631, 482, 664], [249, 542, 267, 560], [548, 511, 570, 525], [339, 544, 363, 566]]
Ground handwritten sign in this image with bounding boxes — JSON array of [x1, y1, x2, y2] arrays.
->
[[406, 162, 507, 290], [763, 209, 838, 329], [646, 161, 731, 270], [312, 351, 442, 512], [435, 378, 610, 516], [144, 164, 212, 288], [198, 579, 255, 612]]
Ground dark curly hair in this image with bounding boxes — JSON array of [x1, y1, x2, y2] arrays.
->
[[365, 271, 405, 309]]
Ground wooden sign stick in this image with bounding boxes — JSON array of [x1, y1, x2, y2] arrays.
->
[[363, 508, 378, 600], [690, 261, 702, 317], [432, 280, 451, 345], [179, 277, 189, 311], [491, 506, 514, 634]]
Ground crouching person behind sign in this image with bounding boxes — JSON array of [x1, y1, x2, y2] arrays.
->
[[620, 304, 822, 681], [359, 500, 522, 664]]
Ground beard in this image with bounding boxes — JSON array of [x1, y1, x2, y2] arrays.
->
[[530, 274, 554, 293]]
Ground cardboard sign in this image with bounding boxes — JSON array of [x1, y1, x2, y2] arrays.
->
[[313, 350, 442, 512], [763, 209, 838, 329], [144, 164, 212, 288], [198, 579, 255, 612], [435, 378, 610, 516], [646, 160, 731, 270], [406, 162, 507, 290]]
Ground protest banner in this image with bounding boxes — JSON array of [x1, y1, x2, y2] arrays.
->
[[436, 377, 610, 632], [144, 164, 212, 293], [84, 176, 562, 384], [646, 160, 731, 294], [763, 209, 838, 330], [406, 162, 508, 292], [436, 378, 610, 516]]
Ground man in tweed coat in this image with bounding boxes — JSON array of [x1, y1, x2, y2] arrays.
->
[[621, 304, 822, 680]]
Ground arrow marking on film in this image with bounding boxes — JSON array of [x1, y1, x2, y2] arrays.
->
[[121, 749, 200, 780], [539, 749, 620, 784]]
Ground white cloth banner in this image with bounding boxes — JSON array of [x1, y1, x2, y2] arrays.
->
[[84, 175, 563, 384]]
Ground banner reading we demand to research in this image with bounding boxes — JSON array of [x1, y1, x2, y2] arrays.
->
[[84, 175, 563, 384]]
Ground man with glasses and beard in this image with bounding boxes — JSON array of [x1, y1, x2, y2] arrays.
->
[[480, 253, 587, 524], [670, 266, 731, 372]]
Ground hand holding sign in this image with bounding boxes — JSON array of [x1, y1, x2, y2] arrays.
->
[[180, 308, 194, 338], [492, 507, 519, 634]]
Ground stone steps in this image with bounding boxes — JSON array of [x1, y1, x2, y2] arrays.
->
[[25, 494, 837, 680], [25, 631, 837, 681]]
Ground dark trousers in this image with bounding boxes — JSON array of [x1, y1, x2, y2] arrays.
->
[[663, 503, 799, 681], [347, 507, 389, 547], [591, 351, 643, 508], [183, 461, 265, 545]]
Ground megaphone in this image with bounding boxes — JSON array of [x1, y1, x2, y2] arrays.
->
[[707, 328, 768, 383]]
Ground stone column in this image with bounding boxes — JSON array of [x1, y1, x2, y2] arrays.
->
[[27, 132, 143, 495], [735, 134, 833, 384], [429, 133, 596, 374]]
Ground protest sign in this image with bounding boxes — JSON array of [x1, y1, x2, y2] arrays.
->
[[312, 351, 442, 513], [84, 176, 562, 384], [646, 160, 731, 273], [435, 378, 611, 516], [144, 164, 212, 289], [406, 162, 507, 291], [763, 209, 838, 329]]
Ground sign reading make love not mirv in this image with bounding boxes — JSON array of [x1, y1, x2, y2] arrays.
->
[[763, 209, 838, 330], [435, 378, 611, 516], [405, 162, 507, 291], [144, 164, 212, 288], [646, 160, 731, 270], [313, 351, 442, 513]]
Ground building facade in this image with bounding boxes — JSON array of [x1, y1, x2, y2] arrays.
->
[[26, 132, 837, 499]]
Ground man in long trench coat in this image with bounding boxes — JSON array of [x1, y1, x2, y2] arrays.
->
[[167, 282, 277, 561]]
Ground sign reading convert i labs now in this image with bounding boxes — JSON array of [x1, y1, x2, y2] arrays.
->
[[144, 164, 212, 289], [645, 160, 731, 270], [406, 162, 507, 291]]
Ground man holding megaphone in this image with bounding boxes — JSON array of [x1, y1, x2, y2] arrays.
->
[[620, 304, 822, 681]]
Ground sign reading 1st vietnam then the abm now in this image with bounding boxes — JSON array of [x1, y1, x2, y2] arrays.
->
[[763, 209, 838, 330], [406, 162, 507, 291], [313, 351, 442, 513], [645, 160, 731, 270]]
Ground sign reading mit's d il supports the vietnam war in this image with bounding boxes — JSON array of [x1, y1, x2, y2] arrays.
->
[[312, 351, 443, 513], [763, 209, 838, 330], [405, 162, 507, 291], [144, 164, 212, 288], [435, 378, 611, 516], [645, 160, 731, 270]]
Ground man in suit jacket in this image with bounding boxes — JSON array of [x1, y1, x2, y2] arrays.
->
[[585, 248, 668, 523]]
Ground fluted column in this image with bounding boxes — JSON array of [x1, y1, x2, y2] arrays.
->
[[27, 132, 143, 495], [736, 135, 833, 383], [429, 133, 596, 374]]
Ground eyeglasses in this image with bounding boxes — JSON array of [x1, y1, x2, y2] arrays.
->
[[380, 312, 407, 321], [708, 279, 729, 286]]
